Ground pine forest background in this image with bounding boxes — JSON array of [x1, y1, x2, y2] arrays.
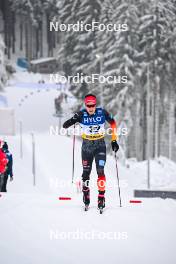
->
[[0, 0, 176, 162]]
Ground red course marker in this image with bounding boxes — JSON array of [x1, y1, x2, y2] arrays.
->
[[130, 200, 142, 203], [58, 197, 71, 200]]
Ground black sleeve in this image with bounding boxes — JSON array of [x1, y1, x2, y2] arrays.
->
[[63, 111, 83, 128], [8, 154, 13, 177], [103, 109, 116, 125]]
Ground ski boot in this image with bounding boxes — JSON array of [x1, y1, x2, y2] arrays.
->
[[98, 191, 105, 214], [83, 186, 90, 211]]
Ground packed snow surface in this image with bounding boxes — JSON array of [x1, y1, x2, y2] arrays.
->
[[0, 72, 176, 264]]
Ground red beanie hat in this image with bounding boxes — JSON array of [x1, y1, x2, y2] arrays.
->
[[84, 95, 96, 105]]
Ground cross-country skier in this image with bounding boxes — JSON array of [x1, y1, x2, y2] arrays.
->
[[0, 140, 8, 192], [63, 94, 119, 211], [1, 142, 13, 192]]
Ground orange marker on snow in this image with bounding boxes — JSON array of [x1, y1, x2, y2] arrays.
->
[[58, 197, 71, 200], [130, 200, 142, 203]]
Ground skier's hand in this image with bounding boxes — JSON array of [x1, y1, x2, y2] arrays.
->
[[111, 140, 119, 152], [10, 176, 13, 182]]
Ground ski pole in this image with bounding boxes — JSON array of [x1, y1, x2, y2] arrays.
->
[[72, 124, 76, 184], [114, 152, 122, 207]]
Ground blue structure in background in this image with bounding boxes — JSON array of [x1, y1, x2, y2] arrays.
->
[[17, 58, 29, 69], [0, 95, 8, 107]]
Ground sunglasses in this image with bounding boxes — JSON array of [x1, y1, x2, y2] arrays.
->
[[86, 104, 96, 108]]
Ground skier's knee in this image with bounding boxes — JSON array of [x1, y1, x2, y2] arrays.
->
[[97, 175, 106, 192], [82, 171, 90, 186]]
